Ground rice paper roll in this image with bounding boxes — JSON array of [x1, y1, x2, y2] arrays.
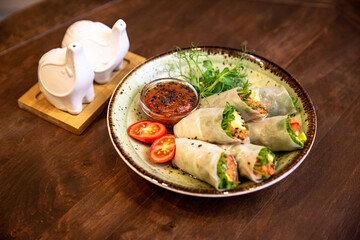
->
[[174, 107, 249, 144], [222, 143, 276, 183], [199, 87, 266, 122], [253, 85, 296, 117], [173, 138, 238, 190], [247, 115, 306, 151]]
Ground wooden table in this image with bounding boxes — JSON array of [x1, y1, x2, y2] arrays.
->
[[1, 0, 359, 239]]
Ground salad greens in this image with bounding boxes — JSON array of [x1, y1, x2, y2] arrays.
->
[[173, 47, 248, 98]]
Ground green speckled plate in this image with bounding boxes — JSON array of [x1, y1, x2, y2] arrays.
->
[[107, 47, 316, 197]]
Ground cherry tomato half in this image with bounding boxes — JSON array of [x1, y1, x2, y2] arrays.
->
[[127, 120, 167, 143], [149, 135, 176, 163], [224, 154, 237, 182], [289, 118, 300, 135]]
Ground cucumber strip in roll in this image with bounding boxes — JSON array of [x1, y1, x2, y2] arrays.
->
[[173, 138, 239, 190], [174, 104, 249, 144], [222, 143, 276, 183], [247, 115, 306, 151]]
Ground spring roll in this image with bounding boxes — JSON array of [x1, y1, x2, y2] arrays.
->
[[253, 85, 297, 117], [174, 103, 249, 144], [247, 115, 307, 151], [199, 87, 267, 121], [173, 138, 239, 190], [222, 143, 276, 183]]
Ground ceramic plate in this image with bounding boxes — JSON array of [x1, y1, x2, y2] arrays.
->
[[107, 47, 316, 197]]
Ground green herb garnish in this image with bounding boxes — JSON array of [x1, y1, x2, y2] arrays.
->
[[173, 46, 248, 98]]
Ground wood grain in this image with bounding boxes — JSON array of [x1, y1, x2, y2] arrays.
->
[[0, 0, 359, 239], [0, 0, 114, 53], [238, 15, 360, 240]]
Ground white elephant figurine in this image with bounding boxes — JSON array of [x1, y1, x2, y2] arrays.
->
[[61, 19, 130, 84], [38, 42, 95, 115]]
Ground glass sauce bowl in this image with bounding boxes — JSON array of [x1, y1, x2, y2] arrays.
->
[[140, 78, 200, 126]]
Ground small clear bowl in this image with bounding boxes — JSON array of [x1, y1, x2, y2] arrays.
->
[[140, 78, 200, 126]]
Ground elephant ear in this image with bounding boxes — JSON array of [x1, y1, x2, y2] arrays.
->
[[39, 64, 75, 96], [38, 47, 76, 96]]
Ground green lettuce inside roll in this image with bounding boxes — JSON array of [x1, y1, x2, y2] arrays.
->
[[286, 116, 307, 147], [238, 87, 268, 116], [221, 102, 249, 141], [253, 147, 276, 180], [247, 115, 306, 151], [173, 138, 239, 190], [217, 152, 239, 189]]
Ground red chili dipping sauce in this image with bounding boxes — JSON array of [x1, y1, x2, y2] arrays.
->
[[143, 81, 198, 118]]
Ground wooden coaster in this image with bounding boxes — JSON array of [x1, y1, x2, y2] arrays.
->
[[18, 51, 146, 135]]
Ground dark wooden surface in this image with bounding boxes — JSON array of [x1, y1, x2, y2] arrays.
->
[[1, 0, 359, 239]]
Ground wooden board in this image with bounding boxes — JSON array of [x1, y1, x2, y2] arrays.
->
[[17, 51, 146, 135]]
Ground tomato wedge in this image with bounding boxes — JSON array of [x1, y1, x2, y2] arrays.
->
[[149, 135, 176, 163], [127, 120, 167, 143], [289, 117, 300, 135], [224, 154, 238, 182]]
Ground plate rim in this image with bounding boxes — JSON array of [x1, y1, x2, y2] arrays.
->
[[107, 46, 317, 197]]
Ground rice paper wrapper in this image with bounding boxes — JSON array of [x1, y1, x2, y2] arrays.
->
[[173, 138, 229, 190], [174, 108, 245, 144], [199, 88, 266, 122], [222, 143, 264, 183], [247, 115, 302, 151], [254, 85, 296, 117]]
